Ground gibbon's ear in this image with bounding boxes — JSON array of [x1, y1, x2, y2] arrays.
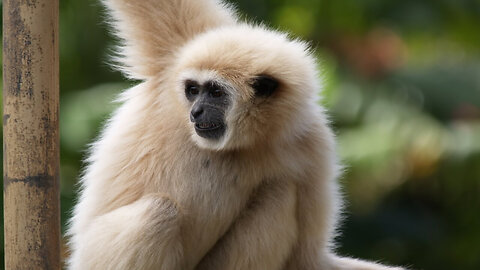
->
[[102, 0, 237, 80], [252, 75, 279, 97]]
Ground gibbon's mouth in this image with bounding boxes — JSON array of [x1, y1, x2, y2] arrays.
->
[[195, 122, 221, 131], [194, 122, 225, 139]]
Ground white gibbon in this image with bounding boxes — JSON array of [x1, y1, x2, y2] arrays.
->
[[67, 0, 407, 269]]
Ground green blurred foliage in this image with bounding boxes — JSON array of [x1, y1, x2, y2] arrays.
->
[[2, 0, 480, 269]]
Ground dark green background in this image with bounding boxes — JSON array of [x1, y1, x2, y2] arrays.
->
[[1, 0, 480, 269]]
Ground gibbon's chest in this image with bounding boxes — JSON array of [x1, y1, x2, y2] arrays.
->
[[160, 149, 263, 265], [169, 151, 259, 218]]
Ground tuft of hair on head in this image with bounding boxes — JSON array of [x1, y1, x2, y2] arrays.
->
[[101, 0, 238, 81]]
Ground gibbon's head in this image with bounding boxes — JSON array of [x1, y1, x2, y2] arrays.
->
[[174, 24, 322, 151]]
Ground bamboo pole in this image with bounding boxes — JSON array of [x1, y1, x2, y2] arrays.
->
[[3, 0, 60, 269]]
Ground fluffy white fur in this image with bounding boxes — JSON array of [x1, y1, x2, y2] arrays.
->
[[67, 0, 407, 269]]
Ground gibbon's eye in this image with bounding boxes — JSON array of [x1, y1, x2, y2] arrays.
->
[[205, 81, 224, 98], [209, 88, 224, 98], [251, 75, 279, 97], [185, 80, 200, 99], [187, 85, 199, 95]]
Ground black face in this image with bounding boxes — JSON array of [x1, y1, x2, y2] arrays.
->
[[185, 80, 230, 140]]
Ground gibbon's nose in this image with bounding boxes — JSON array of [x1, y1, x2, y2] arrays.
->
[[190, 105, 204, 122]]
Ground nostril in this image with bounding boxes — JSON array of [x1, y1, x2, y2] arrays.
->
[[190, 106, 204, 121]]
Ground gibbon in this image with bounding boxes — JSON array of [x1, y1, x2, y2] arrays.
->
[[67, 0, 406, 269]]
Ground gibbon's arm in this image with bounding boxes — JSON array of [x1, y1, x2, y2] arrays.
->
[[195, 181, 298, 270], [102, 0, 236, 80], [284, 178, 406, 270], [68, 194, 183, 270]]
